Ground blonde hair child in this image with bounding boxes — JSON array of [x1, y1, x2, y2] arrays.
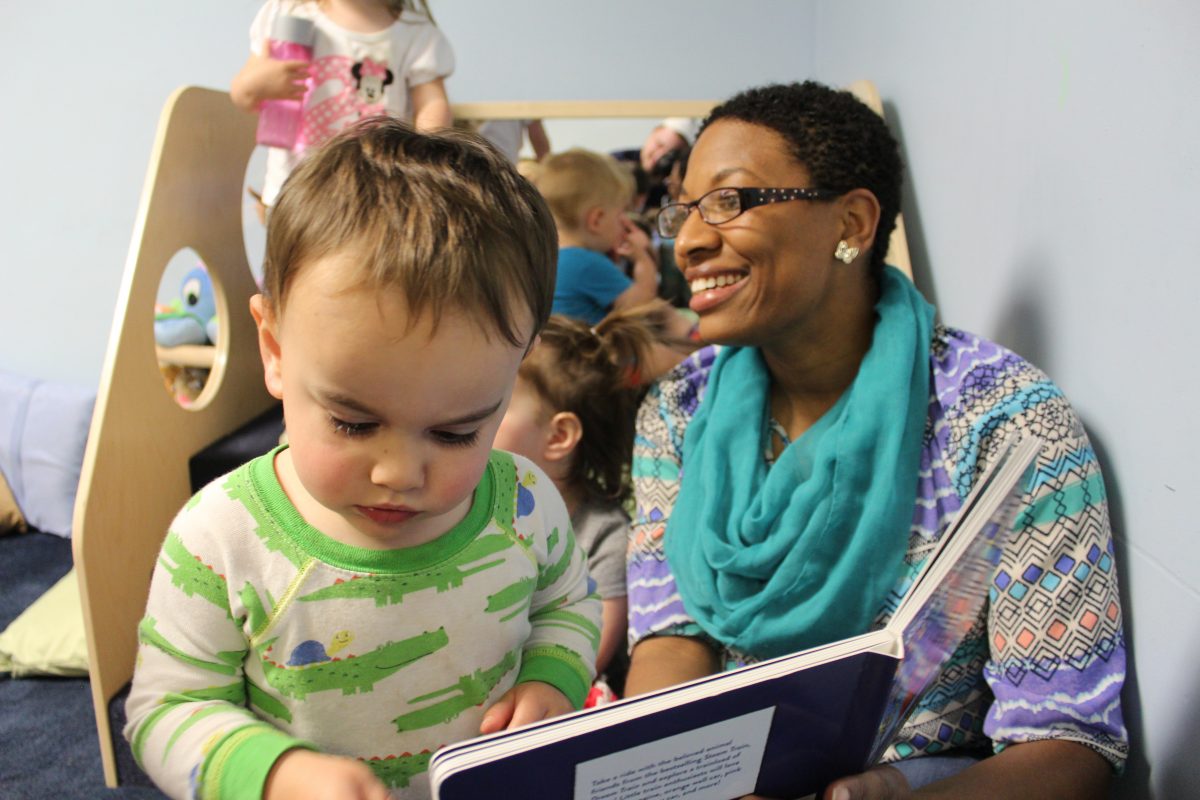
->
[[534, 149, 661, 325]]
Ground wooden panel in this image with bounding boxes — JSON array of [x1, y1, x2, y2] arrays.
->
[[71, 86, 273, 787], [845, 80, 914, 279], [156, 344, 216, 369]]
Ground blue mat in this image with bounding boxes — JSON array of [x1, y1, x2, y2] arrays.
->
[[0, 531, 165, 799]]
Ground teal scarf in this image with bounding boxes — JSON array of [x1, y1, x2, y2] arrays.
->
[[665, 266, 935, 659]]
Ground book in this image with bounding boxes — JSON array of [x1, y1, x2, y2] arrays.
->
[[429, 434, 1042, 800]]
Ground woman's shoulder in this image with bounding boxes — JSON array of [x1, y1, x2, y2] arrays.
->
[[635, 344, 720, 455], [651, 344, 721, 401], [930, 324, 1057, 413], [930, 324, 1092, 493]]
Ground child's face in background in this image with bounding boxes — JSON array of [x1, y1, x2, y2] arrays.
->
[[252, 250, 528, 550], [493, 374, 555, 477]]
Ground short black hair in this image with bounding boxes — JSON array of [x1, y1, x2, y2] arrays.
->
[[699, 81, 903, 277]]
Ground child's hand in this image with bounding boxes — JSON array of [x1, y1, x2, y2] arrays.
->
[[264, 748, 392, 800], [231, 53, 310, 112], [616, 217, 654, 262], [254, 57, 311, 102], [479, 681, 575, 735]]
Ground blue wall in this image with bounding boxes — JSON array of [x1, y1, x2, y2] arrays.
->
[[1, 1, 1192, 795], [813, 3, 1200, 796]]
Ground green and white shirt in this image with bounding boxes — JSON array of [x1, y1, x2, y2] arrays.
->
[[125, 448, 601, 800]]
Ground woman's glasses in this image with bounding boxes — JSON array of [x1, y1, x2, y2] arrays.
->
[[655, 186, 839, 238]]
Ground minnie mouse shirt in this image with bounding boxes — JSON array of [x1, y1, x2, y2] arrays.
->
[[249, 0, 454, 205]]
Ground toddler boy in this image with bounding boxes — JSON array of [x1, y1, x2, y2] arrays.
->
[[124, 119, 601, 800], [534, 149, 659, 325]]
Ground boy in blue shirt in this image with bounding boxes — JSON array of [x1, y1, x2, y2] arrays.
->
[[534, 149, 659, 325]]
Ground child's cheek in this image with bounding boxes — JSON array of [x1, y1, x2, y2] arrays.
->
[[435, 448, 496, 510], [295, 438, 361, 503]]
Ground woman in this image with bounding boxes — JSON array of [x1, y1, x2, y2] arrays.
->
[[624, 82, 1127, 798]]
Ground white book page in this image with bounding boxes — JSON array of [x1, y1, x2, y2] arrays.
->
[[572, 708, 775, 800]]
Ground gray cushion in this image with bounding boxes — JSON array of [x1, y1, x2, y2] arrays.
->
[[0, 372, 95, 537]]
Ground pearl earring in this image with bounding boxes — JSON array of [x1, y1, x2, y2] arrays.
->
[[834, 240, 860, 264]]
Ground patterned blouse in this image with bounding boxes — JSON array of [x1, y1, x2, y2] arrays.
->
[[628, 325, 1128, 767]]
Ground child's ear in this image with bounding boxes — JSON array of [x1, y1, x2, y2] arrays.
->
[[583, 205, 606, 235], [249, 294, 284, 401], [543, 411, 583, 464]]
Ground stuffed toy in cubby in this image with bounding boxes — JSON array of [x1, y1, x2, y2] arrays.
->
[[154, 265, 219, 347]]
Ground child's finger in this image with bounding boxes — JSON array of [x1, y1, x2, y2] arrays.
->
[[823, 765, 909, 800], [349, 764, 392, 800], [363, 777, 394, 800], [479, 692, 516, 734], [507, 699, 551, 730]]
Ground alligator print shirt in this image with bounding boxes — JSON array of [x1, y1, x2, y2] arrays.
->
[[124, 448, 600, 800]]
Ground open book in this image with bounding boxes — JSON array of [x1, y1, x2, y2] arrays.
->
[[429, 435, 1042, 800]]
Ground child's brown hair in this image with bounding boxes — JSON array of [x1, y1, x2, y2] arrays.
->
[[532, 148, 633, 232], [519, 302, 697, 506], [264, 117, 558, 347]]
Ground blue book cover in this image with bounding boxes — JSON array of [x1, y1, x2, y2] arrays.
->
[[434, 637, 900, 800], [430, 435, 1039, 800]]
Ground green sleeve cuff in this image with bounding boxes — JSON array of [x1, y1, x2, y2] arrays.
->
[[202, 723, 317, 800], [517, 652, 591, 709]]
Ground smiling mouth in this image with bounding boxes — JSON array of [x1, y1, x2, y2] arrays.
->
[[689, 273, 747, 294]]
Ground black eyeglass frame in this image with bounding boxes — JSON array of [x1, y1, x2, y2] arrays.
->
[[655, 186, 841, 238]]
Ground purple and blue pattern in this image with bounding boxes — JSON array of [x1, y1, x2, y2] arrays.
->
[[627, 327, 1127, 768]]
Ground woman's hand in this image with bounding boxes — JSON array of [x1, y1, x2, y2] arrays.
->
[[822, 765, 911, 800], [263, 748, 391, 800], [737, 766, 909, 800], [478, 681, 575, 734], [747, 740, 1111, 800], [231, 53, 310, 112]]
